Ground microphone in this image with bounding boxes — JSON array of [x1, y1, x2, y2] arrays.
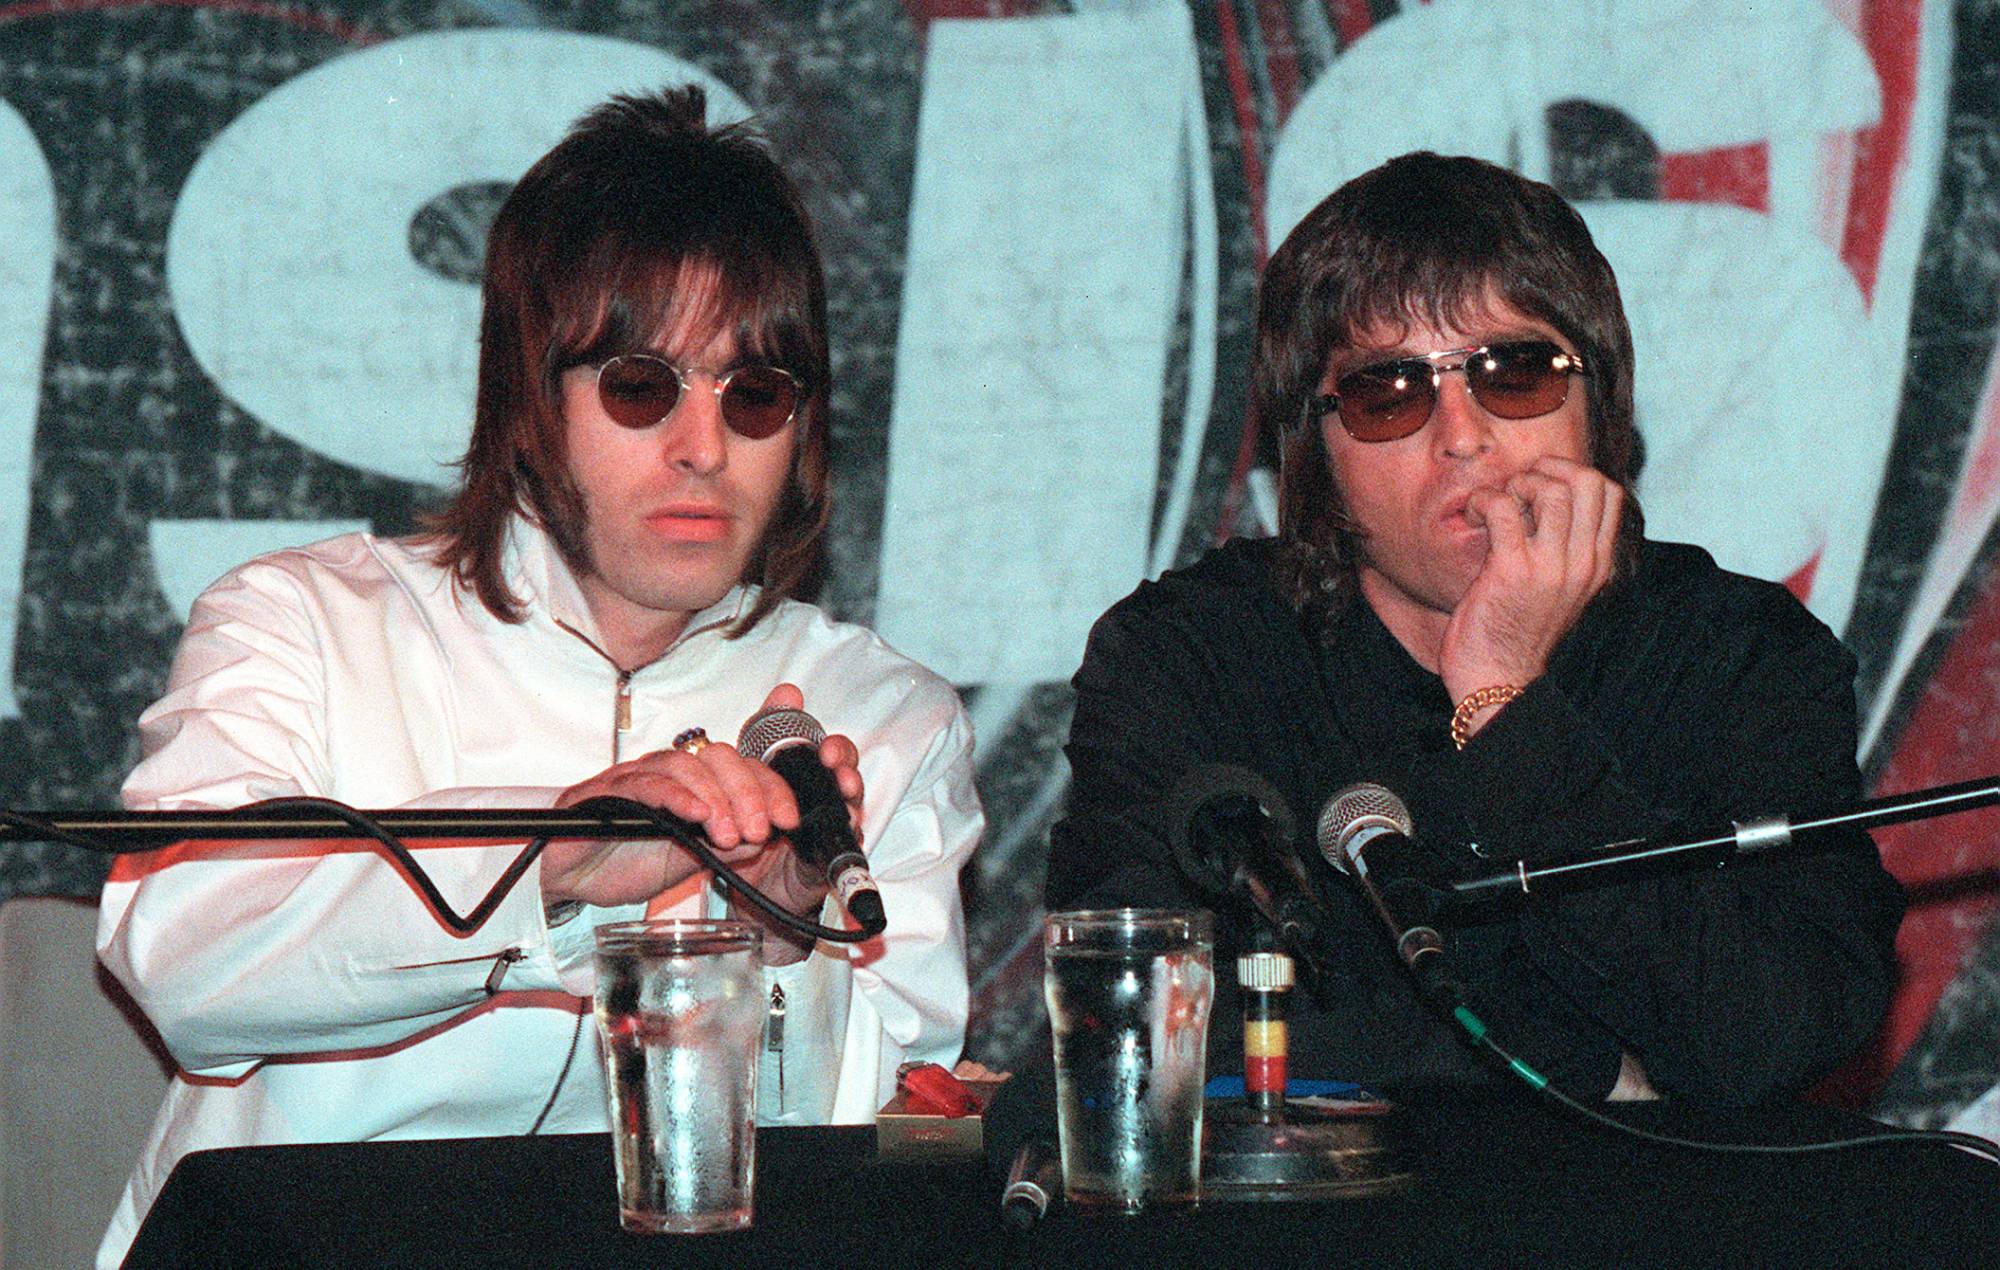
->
[[999, 1140, 1061, 1229], [735, 706, 885, 936], [1317, 783, 1458, 1004], [1169, 764, 1327, 961]]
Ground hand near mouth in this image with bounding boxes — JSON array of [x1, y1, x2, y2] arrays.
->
[[1437, 457, 1624, 739], [1459, 487, 1535, 537]]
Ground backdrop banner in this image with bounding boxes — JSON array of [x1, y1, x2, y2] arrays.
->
[[0, 0, 1994, 1136]]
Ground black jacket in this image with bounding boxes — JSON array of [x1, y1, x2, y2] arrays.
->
[[1048, 537, 1904, 1103]]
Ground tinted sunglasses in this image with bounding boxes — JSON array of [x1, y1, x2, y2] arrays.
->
[[1314, 339, 1585, 443], [592, 353, 804, 440]]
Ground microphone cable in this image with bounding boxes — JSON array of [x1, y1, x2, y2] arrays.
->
[[1315, 784, 2000, 1168], [7, 794, 881, 943], [1449, 1003, 2000, 1168]]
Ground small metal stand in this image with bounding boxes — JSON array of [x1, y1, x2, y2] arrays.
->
[[1200, 948, 1413, 1202]]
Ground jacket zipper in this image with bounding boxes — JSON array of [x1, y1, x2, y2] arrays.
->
[[767, 981, 787, 1115], [614, 668, 634, 761], [552, 609, 735, 762]]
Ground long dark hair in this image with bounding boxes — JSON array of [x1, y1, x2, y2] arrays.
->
[[1257, 152, 1643, 626], [424, 85, 831, 635]]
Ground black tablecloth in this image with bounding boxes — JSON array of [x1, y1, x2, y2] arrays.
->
[[125, 1093, 2000, 1268]]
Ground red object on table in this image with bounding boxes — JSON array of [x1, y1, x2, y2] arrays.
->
[[896, 1062, 981, 1118]]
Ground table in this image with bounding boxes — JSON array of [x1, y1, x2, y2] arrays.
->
[[124, 1092, 2000, 1268]]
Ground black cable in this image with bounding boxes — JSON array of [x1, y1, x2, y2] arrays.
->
[[17, 794, 883, 943], [565, 796, 883, 943], [218, 797, 551, 936], [1451, 1004, 2000, 1167]]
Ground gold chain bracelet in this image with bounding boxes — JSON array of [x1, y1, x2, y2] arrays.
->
[[1451, 684, 1522, 750]]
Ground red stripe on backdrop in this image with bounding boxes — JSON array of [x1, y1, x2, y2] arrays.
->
[[1329, 0, 1375, 50], [1814, 376, 2000, 1107], [1254, 0, 1305, 122], [1831, 373, 2000, 1102], [1841, 0, 1921, 303], [1818, 640, 2000, 1102], [904, 0, 1047, 20], [1784, 550, 1820, 604], [1212, 0, 1274, 545], [1214, 1, 1271, 259], [1658, 143, 1770, 213]]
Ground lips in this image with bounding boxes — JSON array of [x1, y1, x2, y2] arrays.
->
[[1439, 490, 1483, 530], [643, 503, 732, 543]]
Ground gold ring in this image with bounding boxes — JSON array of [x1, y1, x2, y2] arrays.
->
[[670, 726, 711, 757]]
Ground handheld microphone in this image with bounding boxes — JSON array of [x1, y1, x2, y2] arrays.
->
[[1317, 783, 1458, 1004], [1000, 1140, 1061, 1229], [1169, 764, 1327, 960], [736, 706, 885, 936]]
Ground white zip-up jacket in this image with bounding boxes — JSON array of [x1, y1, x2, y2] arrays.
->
[[95, 522, 981, 1266]]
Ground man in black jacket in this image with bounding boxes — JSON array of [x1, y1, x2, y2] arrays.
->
[[1047, 152, 1903, 1104]]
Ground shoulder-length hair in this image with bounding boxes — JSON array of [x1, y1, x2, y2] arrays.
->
[[424, 85, 831, 636], [1256, 152, 1643, 626]]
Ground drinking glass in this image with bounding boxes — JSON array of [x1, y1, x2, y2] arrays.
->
[[593, 919, 764, 1233], [1044, 908, 1215, 1214]]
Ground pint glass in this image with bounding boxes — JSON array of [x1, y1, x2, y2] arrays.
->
[[593, 919, 764, 1233], [1044, 908, 1214, 1213]]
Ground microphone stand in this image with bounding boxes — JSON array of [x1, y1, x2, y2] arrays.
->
[[0, 806, 703, 852], [1443, 773, 2000, 914], [0, 797, 887, 942], [1200, 932, 1412, 1202]]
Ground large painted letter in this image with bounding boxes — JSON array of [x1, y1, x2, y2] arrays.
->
[[0, 101, 56, 720], [162, 31, 748, 596], [876, 8, 1201, 685]]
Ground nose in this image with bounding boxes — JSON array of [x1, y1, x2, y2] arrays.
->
[[1429, 369, 1495, 460], [659, 375, 728, 475]]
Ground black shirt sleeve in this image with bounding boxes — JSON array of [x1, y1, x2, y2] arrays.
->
[[1433, 566, 1904, 1103]]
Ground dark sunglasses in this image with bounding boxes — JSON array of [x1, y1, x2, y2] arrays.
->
[[592, 353, 804, 440], [1314, 339, 1585, 443]]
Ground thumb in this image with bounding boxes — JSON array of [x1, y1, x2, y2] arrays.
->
[[761, 681, 805, 714]]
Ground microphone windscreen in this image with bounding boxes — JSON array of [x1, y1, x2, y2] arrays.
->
[[1316, 782, 1414, 870], [1167, 764, 1295, 894], [736, 706, 826, 762]]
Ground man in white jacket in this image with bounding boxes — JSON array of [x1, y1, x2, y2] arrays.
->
[[94, 85, 981, 1266]]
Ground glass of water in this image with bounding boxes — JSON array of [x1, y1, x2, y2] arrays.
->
[[1044, 908, 1215, 1214], [593, 919, 764, 1233]]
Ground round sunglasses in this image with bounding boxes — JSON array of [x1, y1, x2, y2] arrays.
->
[[591, 353, 805, 440], [1314, 339, 1586, 443]]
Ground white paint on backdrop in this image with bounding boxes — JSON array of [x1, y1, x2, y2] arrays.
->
[[876, 9, 1199, 685], [0, 102, 55, 720], [168, 30, 747, 485], [1265, 0, 1887, 635]]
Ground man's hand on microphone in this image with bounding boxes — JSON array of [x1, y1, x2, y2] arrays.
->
[[540, 683, 863, 964], [1439, 457, 1622, 739], [724, 685, 864, 963]]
